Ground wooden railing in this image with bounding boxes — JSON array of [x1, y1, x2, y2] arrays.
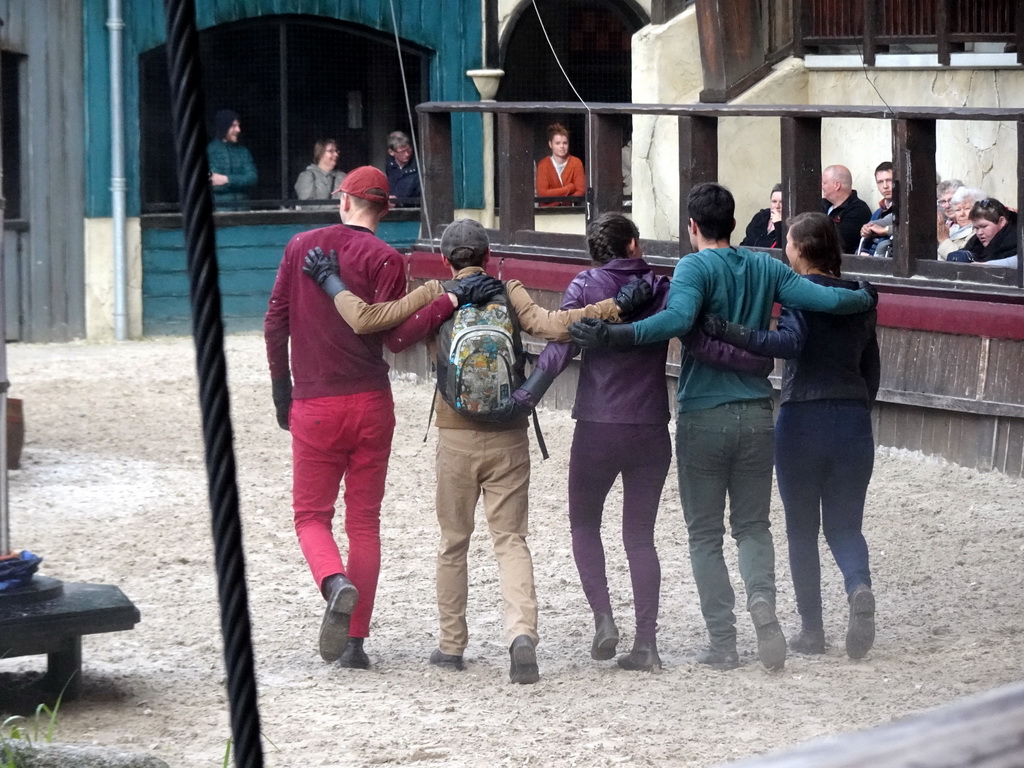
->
[[793, 0, 1023, 65], [417, 100, 1024, 290]]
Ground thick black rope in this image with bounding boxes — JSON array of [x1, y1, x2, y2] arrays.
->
[[162, 2, 264, 766]]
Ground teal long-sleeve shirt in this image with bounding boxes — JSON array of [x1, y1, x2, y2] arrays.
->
[[206, 139, 258, 208], [631, 246, 875, 413]]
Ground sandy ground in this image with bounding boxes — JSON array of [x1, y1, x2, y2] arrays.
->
[[1, 332, 1023, 767]]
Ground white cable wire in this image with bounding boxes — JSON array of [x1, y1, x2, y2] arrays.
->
[[388, 0, 434, 247], [531, 0, 594, 213]]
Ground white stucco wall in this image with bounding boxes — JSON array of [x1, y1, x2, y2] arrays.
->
[[85, 218, 143, 341], [497, 0, 654, 43]]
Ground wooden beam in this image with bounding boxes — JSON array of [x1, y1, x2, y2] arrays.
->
[[678, 116, 718, 254], [892, 118, 937, 278], [863, 0, 877, 66], [586, 114, 623, 224], [496, 112, 535, 241], [651, 0, 688, 25], [694, 0, 765, 103], [936, 0, 951, 66], [792, 0, 808, 57], [418, 111, 454, 242], [779, 116, 821, 222], [711, 681, 1024, 768]]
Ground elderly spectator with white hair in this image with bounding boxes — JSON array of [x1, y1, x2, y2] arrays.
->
[[938, 186, 983, 259]]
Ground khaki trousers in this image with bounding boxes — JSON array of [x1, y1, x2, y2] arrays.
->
[[434, 427, 538, 655]]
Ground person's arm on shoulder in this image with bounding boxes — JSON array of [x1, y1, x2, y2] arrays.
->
[[630, 258, 704, 344], [335, 283, 442, 334], [508, 279, 622, 342], [533, 274, 589, 379], [772, 261, 875, 315]]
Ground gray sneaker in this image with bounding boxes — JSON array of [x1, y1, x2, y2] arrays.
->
[[846, 585, 876, 660], [749, 595, 787, 672], [694, 646, 740, 671]]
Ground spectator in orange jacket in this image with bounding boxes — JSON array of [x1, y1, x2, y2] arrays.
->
[[536, 122, 585, 207]]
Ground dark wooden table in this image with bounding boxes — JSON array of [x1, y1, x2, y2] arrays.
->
[[0, 578, 141, 699]]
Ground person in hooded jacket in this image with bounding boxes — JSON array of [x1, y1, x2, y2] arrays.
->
[[703, 211, 880, 661], [499, 213, 774, 672], [295, 139, 347, 201], [947, 197, 1019, 268]]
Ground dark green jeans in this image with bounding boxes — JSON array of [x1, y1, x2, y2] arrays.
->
[[676, 399, 777, 651]]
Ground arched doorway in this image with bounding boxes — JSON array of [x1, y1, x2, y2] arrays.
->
[[498, 0, 647, 169]]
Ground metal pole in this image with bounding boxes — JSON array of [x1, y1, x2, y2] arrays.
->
[[108, 0, 129, 340], [0, 47, 9, 555]]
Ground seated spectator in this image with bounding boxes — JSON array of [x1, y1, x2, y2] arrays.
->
[[937, 186, 982, 259], [295, 139, 346, 201], [740, 184, 784, 249], [536, 122, 585, 207], [821, 164, 872, 253], [858, 162, 894, 256], [207, 108, 257, 210], [936, 178, 963, 231], [385, 130, 421, 205], [947, 197, 1018, 268]]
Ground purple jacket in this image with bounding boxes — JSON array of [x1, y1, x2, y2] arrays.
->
[[537, 258, 671, 425]]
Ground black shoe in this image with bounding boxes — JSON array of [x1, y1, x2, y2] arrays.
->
[[694, 646, 740, 671], [591, 613, 620, 661], [338, 637, 370, 669], [319, 573, 359, 663], [616, 637, 661, 671], [789, 628, 826, 654], [509, 635, 539, 684], [749, 594, 787, 672], [429, 648, 465, 671], [846, 585, 876, 660]]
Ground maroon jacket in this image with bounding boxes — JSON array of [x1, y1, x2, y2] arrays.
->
[[264, 223, 420, 399], [537, 259, 672, 425]]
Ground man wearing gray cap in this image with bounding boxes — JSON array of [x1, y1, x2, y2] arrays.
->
[[303, 218, 652, 683]]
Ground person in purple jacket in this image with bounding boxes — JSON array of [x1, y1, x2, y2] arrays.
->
[[497, 213, 773, 671]]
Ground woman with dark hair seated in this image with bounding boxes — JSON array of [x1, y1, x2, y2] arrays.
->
[[704, 211, 880, 660], [740, 184, 784, 249], [947, 197, 1018, 268]]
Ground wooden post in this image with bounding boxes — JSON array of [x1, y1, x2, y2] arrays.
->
[[792, 0, 808, 57], [892, 118, 937, 278], [863, 0, 877, 66], [586, 114, 623, 223], [419, 111, 454, 243], [651, 0, 688, 24], [695, 0, 765, 102], [1018, 118, 1023, 288], [497, 112, 536, 242], [678, 116, 718, 254], [780, 116, 822, 222], [936, 0, 951, 66]]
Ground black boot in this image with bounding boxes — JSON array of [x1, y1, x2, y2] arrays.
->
[[509, 635, 539, 684], [617, 637, 662, 671], [338, 637, 370, 669], [319, 573, 358, 663], [591, 612, 620, 661]]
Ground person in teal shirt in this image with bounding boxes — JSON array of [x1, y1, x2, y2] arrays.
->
[[206, 109, 258, 210], [570, 183, 877, 673]]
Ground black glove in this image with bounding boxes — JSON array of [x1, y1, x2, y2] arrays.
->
[[568, 318, 636, 350], [303, 247, 348, 298], [857, 280, 879, 308], [449, 273, 504, 306], [702, 314, 753, 348], [271, 377, 292, 431], [614, 278, 653, 318]]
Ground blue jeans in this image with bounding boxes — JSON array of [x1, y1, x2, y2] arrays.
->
[[775, 400, 873, 631], [676, 399, 776, 651]]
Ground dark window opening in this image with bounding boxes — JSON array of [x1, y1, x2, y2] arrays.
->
[[497, 1, 642, 204], [139, 16, 429, 212], [2, 51, 24, 220]]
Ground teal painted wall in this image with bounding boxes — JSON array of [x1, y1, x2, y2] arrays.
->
[[84, 0, 485, 218], [141, 219, 422, 335]]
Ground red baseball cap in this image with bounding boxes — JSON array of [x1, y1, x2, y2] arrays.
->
[[333, 166, 390, 203]]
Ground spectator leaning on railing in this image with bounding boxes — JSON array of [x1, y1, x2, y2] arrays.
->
[[946, 197, 1019, 268]]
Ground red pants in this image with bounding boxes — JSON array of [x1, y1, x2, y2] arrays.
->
[[290, 389, 395, 638]]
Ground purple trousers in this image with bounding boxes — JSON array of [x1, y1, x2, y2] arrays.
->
[[568, 421, 671, 641]]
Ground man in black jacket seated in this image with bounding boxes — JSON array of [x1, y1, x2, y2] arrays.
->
[[821, 164, 872, 254]]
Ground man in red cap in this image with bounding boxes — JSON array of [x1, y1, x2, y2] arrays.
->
[[264, 166, 478, 668]]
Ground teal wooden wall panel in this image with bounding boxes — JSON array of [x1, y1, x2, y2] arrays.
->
[[84, 0, 485, 217]]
